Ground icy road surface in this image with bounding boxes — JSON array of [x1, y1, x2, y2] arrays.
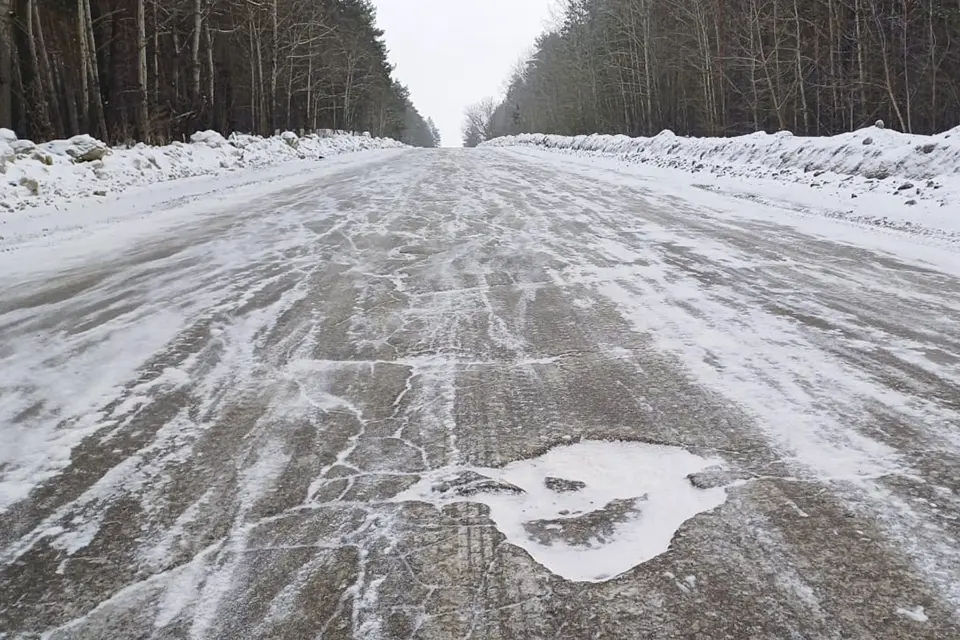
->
[[2, 148, 959, 639]]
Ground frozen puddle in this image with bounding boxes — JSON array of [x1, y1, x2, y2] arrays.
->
[[393, 440, 728, 582]]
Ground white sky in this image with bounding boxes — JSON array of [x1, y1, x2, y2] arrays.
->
[[371, 0, 555, 147]]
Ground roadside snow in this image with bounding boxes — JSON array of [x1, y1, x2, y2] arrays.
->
[[483, 126, 960, 243], [0, 129, 404, 212]]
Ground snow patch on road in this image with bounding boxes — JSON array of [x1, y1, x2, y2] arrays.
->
[[393, 440, 727, 582], [896, 605, 929, 622]]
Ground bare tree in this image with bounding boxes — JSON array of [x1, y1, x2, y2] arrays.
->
[[462, 97, 497, 146], [485, 0, 960, 140]]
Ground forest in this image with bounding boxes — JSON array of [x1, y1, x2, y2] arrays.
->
[[469, 0, 960, 144], [0, 0, 440, 147]]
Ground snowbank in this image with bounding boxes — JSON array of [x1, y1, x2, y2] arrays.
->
[[483, 126, 960, 244], [0, 129, 405, 211], [482, 125, 960, 183]]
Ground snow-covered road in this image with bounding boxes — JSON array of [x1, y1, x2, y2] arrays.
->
[[2, 148, 959, 639]]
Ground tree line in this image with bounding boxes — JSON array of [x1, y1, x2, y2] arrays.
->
[[466, 0, 960, 144], [0, 0, 441, 147]]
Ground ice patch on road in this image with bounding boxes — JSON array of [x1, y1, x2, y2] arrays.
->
[[393, 440, 727, 582]]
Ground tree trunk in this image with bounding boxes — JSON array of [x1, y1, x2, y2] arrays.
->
[[755, 0, 786, 130], [872, 1, 907, 130], [152, 0, 159, 115], [827, 0, 839, 131], [928, 0, 937, 131], [172, 29, 181, 109], [249, 17, 257, 132], [285, 64, 293, 129], [53, 53, 79, 134], [901, 0, 912, 133], [306, 43, 313, 130], [255, 25, 266, 134], [191, 0, 202, 106], [205, 24, 214, 118], [136, 0, 149, 142], [13, 0, 51, 138], [77, 0, 92, 131], [82, 0, 107, 139], [0, 0, 11, 129], [343, 56, 354, 131], [640, 0, 653, 133], [270, 0, 278, 132], [855, 0, 868, 126], [793, 0, 809, 133], [32, 0, 61, 137]]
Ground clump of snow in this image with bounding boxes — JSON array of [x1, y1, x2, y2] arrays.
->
[[896, 605, 929, 622], [280, 131, 300, 149], [10, 139, 36, 155], [66, 135, 110, 162], [189, 130, 229, 148], [393, 440, 728, 582], [0, 129, 405, 212]]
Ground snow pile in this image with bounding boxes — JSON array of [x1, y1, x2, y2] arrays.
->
[[483, 125, 960, 181], [0, 129, 405, 211], [484, 126, 960, 243], [483, 126, 960, 198]]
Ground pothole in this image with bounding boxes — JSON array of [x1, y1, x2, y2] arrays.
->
[[393, 440, 730, 582]]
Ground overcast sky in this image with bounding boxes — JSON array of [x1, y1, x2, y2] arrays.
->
[[372, 0, 555, 147]]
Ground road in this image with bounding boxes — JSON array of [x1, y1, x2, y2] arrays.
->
[[2, 148, 959, 639]]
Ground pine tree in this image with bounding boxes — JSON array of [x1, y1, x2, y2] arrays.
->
[[4, 0, 438, 144]]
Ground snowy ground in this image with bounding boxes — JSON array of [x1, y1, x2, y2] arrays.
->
[[2, 147, 959, 639]]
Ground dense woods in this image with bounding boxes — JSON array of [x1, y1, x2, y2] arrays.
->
[[0, 0, 440, 146], [471, 0, 960, 144]]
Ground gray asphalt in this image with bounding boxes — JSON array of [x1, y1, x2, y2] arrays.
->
[[2, 148, 959, 639]]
